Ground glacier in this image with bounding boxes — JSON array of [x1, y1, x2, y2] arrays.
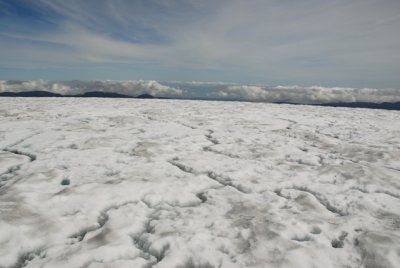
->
[[0, 98, 399, 268]]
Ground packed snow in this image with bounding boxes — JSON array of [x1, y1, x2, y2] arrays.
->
[[0, 97, 399, 268]]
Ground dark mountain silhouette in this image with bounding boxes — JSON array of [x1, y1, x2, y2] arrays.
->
[[0, 91, 62, 97], [272, 101, 400, 111], [136, 93, 155, 99], [0, 90, 166, 99], [315, 102, 400, 111], [1, 90, 399, 111], [68, 91, 133, 98]]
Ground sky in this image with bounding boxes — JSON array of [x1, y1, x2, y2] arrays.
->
[[0, 0, 400, 88]]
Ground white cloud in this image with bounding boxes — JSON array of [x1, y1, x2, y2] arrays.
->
[[0, 80, 183, 97], [211, 84, 400, 103], [1, 80, 399, 104]]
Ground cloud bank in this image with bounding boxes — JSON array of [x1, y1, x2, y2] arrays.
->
[[0, 80, 183, 97], [1, 80, 399, 104], [211, 85, 400, 104]]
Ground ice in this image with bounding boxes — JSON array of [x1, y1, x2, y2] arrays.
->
[[0, 97, 399, 268]]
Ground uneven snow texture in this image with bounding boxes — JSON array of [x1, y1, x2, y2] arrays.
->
[[0, 98, 399, 268]]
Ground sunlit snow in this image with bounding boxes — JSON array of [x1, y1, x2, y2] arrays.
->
[[0, 98, 399, 268]]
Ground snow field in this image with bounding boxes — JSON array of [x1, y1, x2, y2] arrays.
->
[[0, 98, 399, 268]]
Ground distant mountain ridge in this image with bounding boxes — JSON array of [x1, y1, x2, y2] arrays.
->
[[272, 101, 400, 111], [0, 90, 63, 97], [0, 90, 162, 99], [315, 101, 400, 110], [0, 90, 399, 111], [68, 91, 133, 98]]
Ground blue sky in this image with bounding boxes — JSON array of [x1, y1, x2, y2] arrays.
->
[[1, 0, 400, 88]]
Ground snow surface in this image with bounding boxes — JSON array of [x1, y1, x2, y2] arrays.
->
[[0, 97, 399, 268]]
